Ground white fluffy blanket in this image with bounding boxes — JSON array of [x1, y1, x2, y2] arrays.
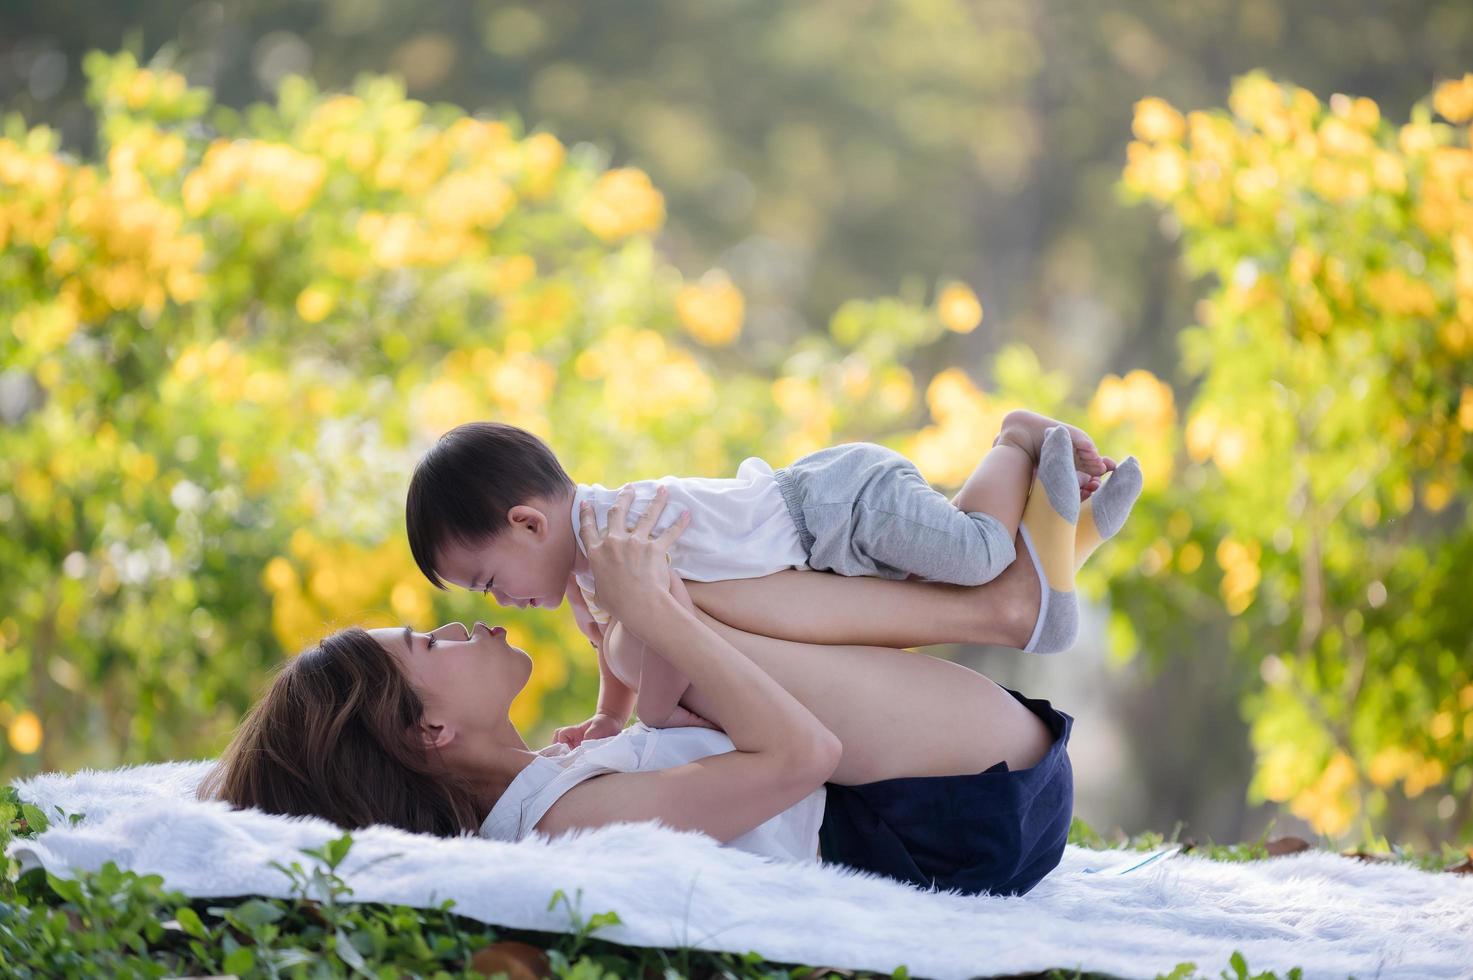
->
[[8, 761, 1472, 979]]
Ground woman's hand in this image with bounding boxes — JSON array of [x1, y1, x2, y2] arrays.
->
[[577, 485, 691, 625]]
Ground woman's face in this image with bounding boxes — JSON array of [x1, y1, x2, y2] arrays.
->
[[369, 621, 533, 747]]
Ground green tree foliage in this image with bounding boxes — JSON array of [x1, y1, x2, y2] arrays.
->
[[6, 1, 1473, 387], [0, 52, 965, 776], [1108, 73, 1473, 841], [1, 49, 1469, 851]]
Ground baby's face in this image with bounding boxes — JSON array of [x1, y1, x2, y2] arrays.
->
[[435, 517, 571, 611]]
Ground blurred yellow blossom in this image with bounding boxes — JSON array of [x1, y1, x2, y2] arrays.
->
[[1289, 751, 1358, 837], [936, 281, 984, 334], [8, 711, 42, 754], [295, 285, 335, 323], [905, 368, 1010, 487], [1364, 268, 1438, 318], [578, 167, 665, 241], [1432, 73, 1473, 124], [520, 132, 566, 199], [1132, 97, 1186, 143], [1124, 141, 1188, 200], [676, 273, 745, 346]]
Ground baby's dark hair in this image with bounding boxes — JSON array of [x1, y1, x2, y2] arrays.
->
[[406, 422, 574, 589]]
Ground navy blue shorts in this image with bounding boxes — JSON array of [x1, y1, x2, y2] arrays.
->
[[818, 688, 1073, 897]]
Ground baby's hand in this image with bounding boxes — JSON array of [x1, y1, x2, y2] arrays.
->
[[998, 409, 1117, 500], [553, 712, 624, 749]]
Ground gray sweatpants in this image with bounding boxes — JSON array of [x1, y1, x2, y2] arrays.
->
[[772, 442, 1016, 586]]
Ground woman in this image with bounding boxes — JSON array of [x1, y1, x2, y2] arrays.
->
[[204, 488, 1073, 896]]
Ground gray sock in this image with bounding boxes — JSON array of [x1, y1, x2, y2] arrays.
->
[[1090, 456, 1143, 540], [1021, 426, 1081, 654], [1020, 524, 1079, 654], [1037, 425, 1081, 525]]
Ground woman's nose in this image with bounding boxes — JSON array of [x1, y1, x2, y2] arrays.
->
[[431, 622, 472, 641]]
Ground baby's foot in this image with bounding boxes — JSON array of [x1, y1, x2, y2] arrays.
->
[[1018, 427, 1081, 654], [1075, 456, 1143, 571], [998, 409, 1116, 499]]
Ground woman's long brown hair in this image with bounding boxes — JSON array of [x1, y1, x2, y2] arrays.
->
[[198, 627, 482, 836]]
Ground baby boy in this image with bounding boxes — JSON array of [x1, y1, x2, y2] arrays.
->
[[405, 412, 1141, 744]]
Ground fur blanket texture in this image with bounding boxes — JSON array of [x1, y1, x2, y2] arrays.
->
[[9, 761, 1472, 979]]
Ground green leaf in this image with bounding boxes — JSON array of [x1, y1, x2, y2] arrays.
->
[[45, 873, 84, 904], [19, 803, 48, 835], [229, 898, 286, 929], [336, 925, 368, 973], [324, 832, 354, 870], [174, 906, 207, 939], [222, 945, 255, 974], [586, 909, 622, 932]]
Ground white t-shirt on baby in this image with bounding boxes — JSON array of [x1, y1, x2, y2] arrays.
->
[[570, 457, 808, 627]]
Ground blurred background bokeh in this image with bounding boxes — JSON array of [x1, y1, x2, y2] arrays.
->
[[2, 0, 1470, 853]]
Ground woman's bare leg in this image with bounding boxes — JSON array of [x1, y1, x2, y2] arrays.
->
[[683, 531, 1040, 649], [609, 611, 1052, 785], [685, 619, 1053, 784]]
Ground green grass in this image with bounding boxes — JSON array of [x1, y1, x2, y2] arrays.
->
[[1068, 815, 1473, 872], [6, 789, 1462, 979]]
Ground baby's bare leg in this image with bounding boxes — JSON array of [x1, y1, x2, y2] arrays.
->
[[684, 536, 1040, 650], [949, 437, 1034, 540]]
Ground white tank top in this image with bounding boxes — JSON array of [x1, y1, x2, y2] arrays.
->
[[571, 458, 809, 627], [480, 724, 827, 864]]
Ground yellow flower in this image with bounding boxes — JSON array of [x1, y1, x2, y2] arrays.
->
[[1317, 117, 1373, 157], [1229, 74, 1286, 129], [521, 132, 566, 199], [1422, 479, 1453, 512], [578, 168, 666, 241], [1364, 269, 1438, 318], [7, 710, 42, 754], [489, 254, 537, 294], [125, 69, 156, 109], [1432, 73, 1473, 123], [1132, 97, 1186, 143], [1124, 141, 1188, 200], [1370, 151, 1406, 194], [936, 282, 984, 334], [676, 274, 745, 346], [263, 557, 299, 593], [295, 286, 335, 323], [1088, 369, 1176, 431], [1398, 122, 1440, 157], [426, 169, 516, 231]]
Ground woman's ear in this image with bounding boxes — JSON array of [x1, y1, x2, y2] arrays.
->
[[507, 504, 547, 537], [415, 719, 456, 752]]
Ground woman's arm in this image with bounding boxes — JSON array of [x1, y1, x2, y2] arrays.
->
[[536, 486, 841, 842]]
